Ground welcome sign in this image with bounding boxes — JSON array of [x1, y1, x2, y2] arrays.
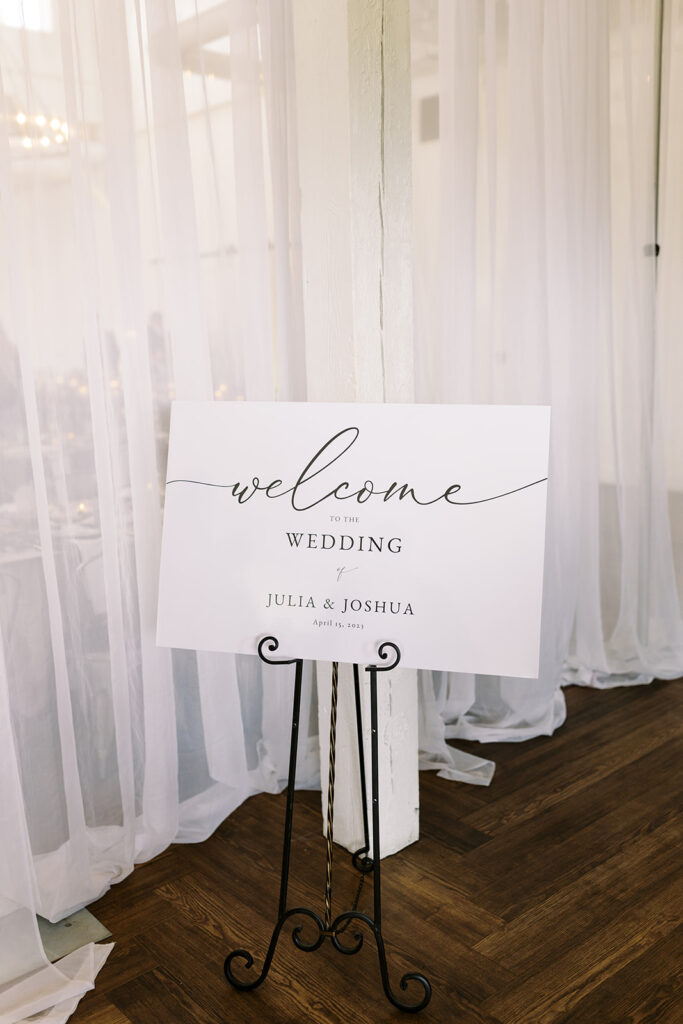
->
[[156, 402, 550, 677]]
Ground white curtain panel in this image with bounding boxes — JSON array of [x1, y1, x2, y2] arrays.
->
[[0, 0, 680, 1019], [412, 0, 683, 751]]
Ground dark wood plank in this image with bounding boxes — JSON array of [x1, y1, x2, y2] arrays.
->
[[70, 992, 132, 1024], [92, 847, 184, 938], [444, 741, 682, 920], [474, 813, 681, 973], [482, 876, 682, 1024], [70, 678, 683, 1024], [552, 924, 683, 1024], [108, 968, 222, 1024], [82, 939, 158, 997], [462, 693, 682, 834]]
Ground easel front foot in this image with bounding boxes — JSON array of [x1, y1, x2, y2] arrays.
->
[[224, 907, 326, 990], [372, 928, 432, 1012], [327, 911, 432, 1012]]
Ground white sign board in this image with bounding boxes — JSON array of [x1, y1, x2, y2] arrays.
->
[[157, 402, 550, 677]]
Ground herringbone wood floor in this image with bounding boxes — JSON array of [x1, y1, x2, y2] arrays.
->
[[72, 680, 682, 1023]]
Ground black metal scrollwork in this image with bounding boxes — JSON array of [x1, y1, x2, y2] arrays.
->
[[225, 909, 431, 1012], [224, 640, 432, 1013], [351, 848, 373, 873], [224, 908, 325, 990], [373, 640, 401, 672], [257, 634, 300, 665]]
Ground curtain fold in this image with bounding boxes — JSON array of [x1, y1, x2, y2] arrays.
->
[[0, 3, 318, 1019], [412, 0, 682, 757], [0, 1, 681, 1019]]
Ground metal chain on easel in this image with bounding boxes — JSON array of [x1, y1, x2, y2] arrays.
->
[[336, 866, 367, 935], [323, 661, 339, 930]]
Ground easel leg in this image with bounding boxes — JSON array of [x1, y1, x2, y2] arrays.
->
[[278, 656, 304, 919], [351, 663, 372, 871], [225, 647, 325, 990], [369, 666, 382, 928]]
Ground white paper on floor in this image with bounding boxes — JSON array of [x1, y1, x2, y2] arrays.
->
[[37, 910, 112, 964]]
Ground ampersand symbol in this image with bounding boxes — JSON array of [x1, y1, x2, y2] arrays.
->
[[323, 598, 334, 610]]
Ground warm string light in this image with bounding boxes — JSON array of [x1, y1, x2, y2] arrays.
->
[[15, 112, 70, 150]]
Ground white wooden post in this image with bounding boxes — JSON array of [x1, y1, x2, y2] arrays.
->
[[292, 0, 419, 858]]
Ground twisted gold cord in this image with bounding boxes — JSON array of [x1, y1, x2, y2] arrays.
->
[[324, 661, 339, 930]]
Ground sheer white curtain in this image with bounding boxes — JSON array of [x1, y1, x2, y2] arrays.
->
[[412, 0, 683, 768], [0, 1, 317, 1019], [0, 1, 681, 1020]]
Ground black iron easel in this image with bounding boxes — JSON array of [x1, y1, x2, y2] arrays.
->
[[224, 635, 432, 1013]]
